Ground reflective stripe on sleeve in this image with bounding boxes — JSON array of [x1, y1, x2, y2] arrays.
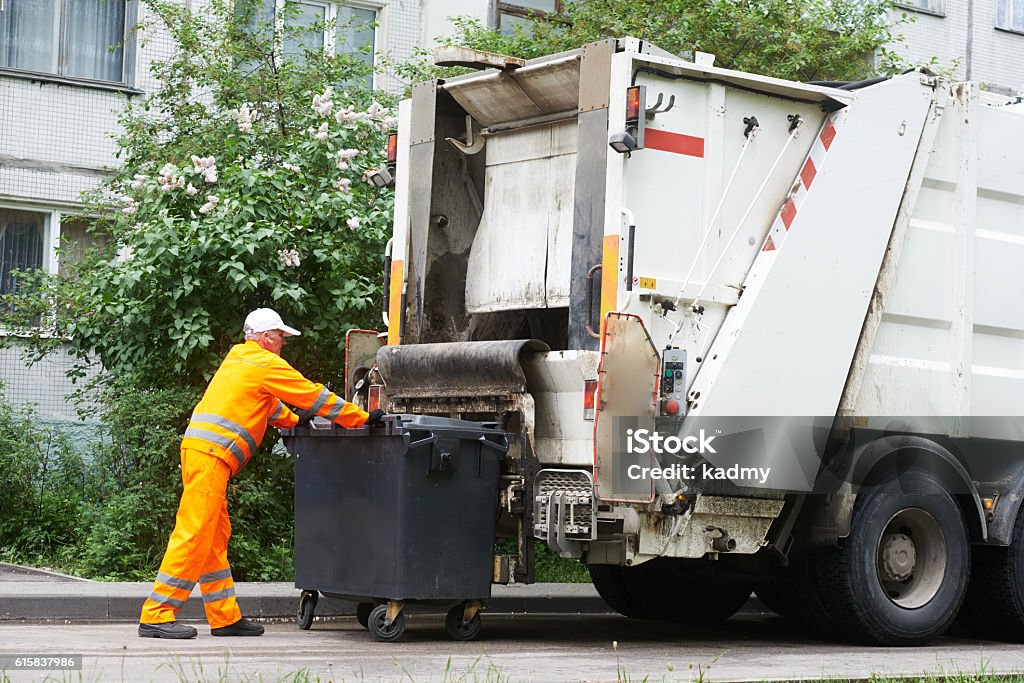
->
[[269, 401, 285, 422], [183, 428, 246, 469], [308, 388, 331, 415], [326, 397, 347, 420], [191, 413, 259, 455], [156, 572, 196, 591]]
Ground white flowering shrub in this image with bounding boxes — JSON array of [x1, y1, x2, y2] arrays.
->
[[4, 0, 396, 388]]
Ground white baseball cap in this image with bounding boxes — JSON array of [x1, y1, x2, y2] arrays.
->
[[243, 308, 301, 337]]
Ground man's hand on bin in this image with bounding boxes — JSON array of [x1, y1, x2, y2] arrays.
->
[[295, 409, 316, 427], [366, 409, 385, 426]]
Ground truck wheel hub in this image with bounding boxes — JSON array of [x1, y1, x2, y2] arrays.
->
[[880, 532, 916, 581]]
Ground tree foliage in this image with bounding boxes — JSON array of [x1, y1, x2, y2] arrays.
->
[[396, 0, 909, 86], [3, 0, 396, 390]]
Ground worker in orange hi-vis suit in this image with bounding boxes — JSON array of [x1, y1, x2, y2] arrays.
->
[[138, 308, 384, 639]]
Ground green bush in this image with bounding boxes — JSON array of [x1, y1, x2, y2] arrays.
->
[[0, 396, 84, 565], [495, 539, 590, 583], [0, 381, 302, 583]]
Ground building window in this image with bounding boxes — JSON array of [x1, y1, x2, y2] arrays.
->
[[241, 0, 378, 88], [895, 0, 944, 13], [497, 0, 561, 34], [997, 0, 1024, 30], [0, 0, 129, 83], [57, 218, 108, 277], [0, 208, 46, 296]]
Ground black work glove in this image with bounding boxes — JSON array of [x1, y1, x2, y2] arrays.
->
[[366, 409, 385, 426], [296, 409, 316, 427]]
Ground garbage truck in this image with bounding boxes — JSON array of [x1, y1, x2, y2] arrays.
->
[[343, 37, 1024, 646]]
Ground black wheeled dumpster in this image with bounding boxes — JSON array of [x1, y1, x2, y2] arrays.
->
[[282, 414, 509, 641]]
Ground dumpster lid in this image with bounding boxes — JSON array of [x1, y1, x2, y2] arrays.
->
[[284, 413, 509, 446]]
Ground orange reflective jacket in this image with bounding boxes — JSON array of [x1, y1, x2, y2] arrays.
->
[[181, 341, 368, 474]]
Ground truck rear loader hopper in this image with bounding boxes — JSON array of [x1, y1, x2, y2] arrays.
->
[[358, 38, 1024, 646]]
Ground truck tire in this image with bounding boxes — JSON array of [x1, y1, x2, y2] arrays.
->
[[588, 564, 651, 619], [660, 579, 751, 624], [609, 558, 750, 624], [755, 558, 839, 637], [815, 468, 969, 646], [959, 503, 1024, 641]]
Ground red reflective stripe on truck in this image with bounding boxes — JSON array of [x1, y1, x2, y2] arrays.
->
[[781, 200, 797, 230], [644, 129, 705, 158], [800, 158, 817, 189], [759, 110, 847, 255], [820, 119, 837, 150]]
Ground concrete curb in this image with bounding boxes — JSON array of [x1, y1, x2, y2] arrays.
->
[[0, 582, 615, 622]]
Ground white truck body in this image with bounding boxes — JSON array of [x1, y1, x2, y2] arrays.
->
[[373, 38, 1024, 645]]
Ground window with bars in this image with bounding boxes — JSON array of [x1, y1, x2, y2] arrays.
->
[[998, 0, 1024, 31], [497, 0, 561, 35], [0, 208, 46, 296], [239, 0, 378, 88], [0, 0, 130, 83]]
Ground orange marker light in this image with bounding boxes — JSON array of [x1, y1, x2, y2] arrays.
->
[[626, 86, 642, 121], [583, 379, 598, 421], [983, 497, 995, 511], [368, 384, 382, 412], [386, 134, 398, 164]]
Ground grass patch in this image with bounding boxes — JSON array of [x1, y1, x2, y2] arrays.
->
[[494, 539, 590, 583]]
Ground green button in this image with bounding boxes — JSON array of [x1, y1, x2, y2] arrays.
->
[[665, 370, 673, 378]]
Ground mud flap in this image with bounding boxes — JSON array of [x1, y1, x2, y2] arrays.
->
[[594, 313, 660, 503]]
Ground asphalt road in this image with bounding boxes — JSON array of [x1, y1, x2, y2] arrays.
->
[[1, 613, 1021, 682]]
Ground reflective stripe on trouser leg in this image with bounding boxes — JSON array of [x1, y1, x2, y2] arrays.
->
[[198, 496, 240, 629], [140, 448, 231, 625]]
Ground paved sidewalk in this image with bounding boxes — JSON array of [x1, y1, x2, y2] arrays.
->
[[0, 564, 612, 622]]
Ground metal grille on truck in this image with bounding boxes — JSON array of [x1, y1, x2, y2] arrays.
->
[[533, 469, 596, 542]]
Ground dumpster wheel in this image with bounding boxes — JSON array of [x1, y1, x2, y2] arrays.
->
[[368, 602, 406, 642], [297, 591, 318, 630], [356, 602, 374, 630], [445, 602, 483, 641]]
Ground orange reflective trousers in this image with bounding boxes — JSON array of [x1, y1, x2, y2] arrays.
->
[[139, 448, 241, 629]]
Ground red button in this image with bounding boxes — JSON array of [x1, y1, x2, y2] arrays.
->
[[665, 399, 680, 415]]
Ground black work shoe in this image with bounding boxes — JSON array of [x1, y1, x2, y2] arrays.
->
[[138, 622, 198, 639], [211, 618, 264, 636]]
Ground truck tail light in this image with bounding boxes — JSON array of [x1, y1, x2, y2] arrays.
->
[[368, 384, 383, 412], [386, 133, 398, 165], [626, 86, 642, 121], [609, 85, 645, 154], [583, 379, 598, 421]]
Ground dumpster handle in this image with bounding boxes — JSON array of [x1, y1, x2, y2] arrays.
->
[[477, 434, 509, 453], [585, 264, 602, 339], [404, 433, 438, 449]]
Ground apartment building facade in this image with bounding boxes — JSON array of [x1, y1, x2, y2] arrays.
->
[[0, 0, 1019, 421], [892, 0, 1024, 94], [0, 0, 430, 420]]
